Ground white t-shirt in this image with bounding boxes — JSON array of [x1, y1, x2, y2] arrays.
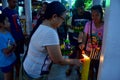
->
[[23, 24, 59, 78]]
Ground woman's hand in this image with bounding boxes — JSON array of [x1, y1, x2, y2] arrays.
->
[[73, 59, 83, 67]]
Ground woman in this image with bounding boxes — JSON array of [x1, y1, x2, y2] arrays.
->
[[22, 1, 82, 80], [79, 5, 104, 80]]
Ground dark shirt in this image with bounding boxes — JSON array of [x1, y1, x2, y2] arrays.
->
[[71, 11, 91, 37], [69, 11, 91, 46], [72, 11, 91, 29], [2, 7, 25, 41]]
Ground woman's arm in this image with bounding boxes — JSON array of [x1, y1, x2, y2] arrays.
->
[[82, 32, 88, 44], [79, 21, 90, 50], [46, 45, 82, 67], [79, 32, 87, 50]]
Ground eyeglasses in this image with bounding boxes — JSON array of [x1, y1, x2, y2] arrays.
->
[[59, 16, 65, 21]]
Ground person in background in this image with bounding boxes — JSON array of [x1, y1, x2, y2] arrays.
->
[[32, 2, 48, 28], [69, 0, 91, 46], [2, 0, 25, 78], [31, 2, 48, 35], [66, 0, 91, 78], [38, 2, 48, 19], [79, 5, 104, 80], [0, 14, 16, 80], [21, 1, 82, 80]]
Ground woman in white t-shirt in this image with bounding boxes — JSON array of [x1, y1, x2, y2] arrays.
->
[[21, 1, 82, 80]]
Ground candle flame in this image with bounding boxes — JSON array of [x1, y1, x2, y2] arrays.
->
[[82, 54, 89, 59]]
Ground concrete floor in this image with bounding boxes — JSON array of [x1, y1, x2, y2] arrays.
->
[[48, 64, 79, 80]]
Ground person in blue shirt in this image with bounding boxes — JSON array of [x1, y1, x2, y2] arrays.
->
[[0, 14, 16, 80], [2, 0, 25, 78]]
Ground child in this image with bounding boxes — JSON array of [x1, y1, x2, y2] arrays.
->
[[0, 14, 16, 80]]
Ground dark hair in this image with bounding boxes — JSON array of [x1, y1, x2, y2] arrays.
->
[[0, 14, 6, 24], [42, 2, 48, 6], [91, 5, 103, 20], [75, 0, 84, 8], [44, 1, 66, 19]]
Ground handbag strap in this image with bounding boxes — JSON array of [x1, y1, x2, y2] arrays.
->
[[90, 21, 98, 60], [90, 21, 92, 44]]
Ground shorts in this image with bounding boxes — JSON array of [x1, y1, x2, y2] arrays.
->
[[0, 61, 16, 73]]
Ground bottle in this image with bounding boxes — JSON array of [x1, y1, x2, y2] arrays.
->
[[64, 33, 71, 50]]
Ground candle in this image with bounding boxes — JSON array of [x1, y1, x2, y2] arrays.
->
[[81, 54, 90, 80]]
